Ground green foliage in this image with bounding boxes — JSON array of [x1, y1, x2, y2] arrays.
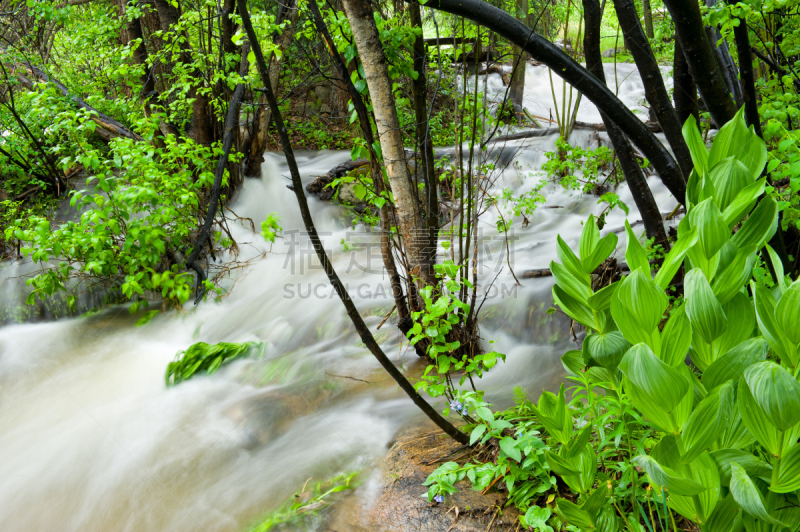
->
[[165, 341, 262, 386], [427, 110, 800, 531], [246, 472, 358, 531], [6, 132, 235, 310], [542, 137, 619, 194]]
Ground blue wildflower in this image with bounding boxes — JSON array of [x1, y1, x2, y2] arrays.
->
[[433, 494, 444, 503], [449, 400, 463, 413]]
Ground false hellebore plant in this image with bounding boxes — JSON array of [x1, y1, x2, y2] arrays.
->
[[426, 109, 800, 531]]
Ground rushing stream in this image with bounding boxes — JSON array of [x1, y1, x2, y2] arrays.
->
[[0, 63, 679, 531]]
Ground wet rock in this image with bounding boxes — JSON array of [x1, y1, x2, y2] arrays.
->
[[330, 425, 519, 531]]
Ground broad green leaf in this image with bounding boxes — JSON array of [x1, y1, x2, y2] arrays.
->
[[584, 331, 631, 369], [743, 361, 800, 432], [556, 499, 595, 530], [731, 196, 778, 251], [751, 281, 794, 365], [499, 436, 522, 462], [469, 424, 487, 445], [683, 114, 709, 174], [708, 157, 753, 211], [624, 220, 650, 276], [567, 423, 594, 459], [557, 236, 591, 284], [703, 337, 769, 390], [738, 375, 781, 456], [722, 178, 766, 228], [560, 444, 596, 493], [580, 215, 600, 264], [686, 167, 710, 210], [708, 108, 752, 170], [625, 377, 678, 432], [651, 436, 721, 522], [612, 269, 668, 342], [532, 385, 572, 444], [704, 494, 744, 532], [711, 292, 756, 359], [546, 450, 580, 476], [551, 261, 592, 302], [690, 198, 729, 260], [660, 308, 692, 367], [710, 449, 772, 486], [654, 228, 698, 290], [584, 233, 619, 274], [710, 246, 756, 304], [632, 455, 707, 496], [553, 285, 597, 330], [586, 281, 619, 312], [581, 485, 608, 514], [765, 244, 787, 295], [685, 269, 728, 344], [775, 280, 800, 346], [770, 443, 800, 493], [681, 381, 734, 463], [561, 350, 584, 376], [708, 157, 754, 212], [737, 131, 768, 178], [729, 462, 787, 526], [619, 343, 689, 413]]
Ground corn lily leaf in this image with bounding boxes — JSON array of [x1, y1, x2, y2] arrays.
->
[[743, 361, 800, 432]]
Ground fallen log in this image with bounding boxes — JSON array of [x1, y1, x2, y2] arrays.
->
[[487, 121, 662, 145], [12, 62, 142, 142]]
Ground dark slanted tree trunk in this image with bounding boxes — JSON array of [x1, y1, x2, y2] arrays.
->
[[584, 0, 668, 246], [660, 0, 737, 127], [673, 41, 699, 125], [244, 0, 298, 176], [416, 0, 687, 205], [612, 0, 692, 179], [238, 0, 470, 445], [733, 20, 762, 137]]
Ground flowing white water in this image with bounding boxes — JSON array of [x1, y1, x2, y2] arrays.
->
[[0, 63, 679, 531]]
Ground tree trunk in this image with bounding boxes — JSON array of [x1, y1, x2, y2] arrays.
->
[[308, 0, 424, 355], [660, 0, 737, 127], [641, 0, 654, 39], [733, 20, 762, 137], [612, 0, 692, 179], [238, 0, 469, 445], [408, 1, 439, 279], [417, 0, 687, 205], [342, 0, 436, 287], [705, 0, 743, 107], [673, 40, 699, 125], [584, 0, 668, 246], [119, 0, 179, 137], [244, 0, 299, 176], [153, 0, 213, 145], [508, 0, 528, 119]]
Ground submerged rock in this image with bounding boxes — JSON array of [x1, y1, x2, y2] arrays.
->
[[330, 425, 519, 531]]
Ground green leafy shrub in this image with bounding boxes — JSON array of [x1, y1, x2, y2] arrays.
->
[[165, 341, 262, 386], [427, 109, 800, 531]]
